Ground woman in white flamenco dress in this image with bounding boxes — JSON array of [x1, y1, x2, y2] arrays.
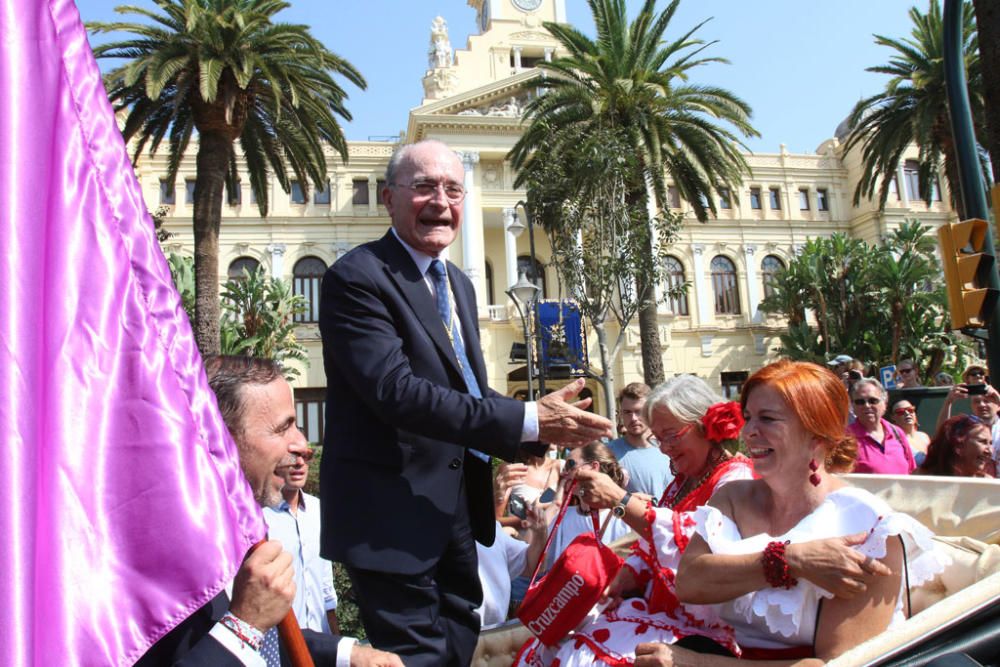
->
[[636, 360, 949, 666]]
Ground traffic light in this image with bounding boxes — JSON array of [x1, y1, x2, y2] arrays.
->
[[938, 218, 1000, 330]]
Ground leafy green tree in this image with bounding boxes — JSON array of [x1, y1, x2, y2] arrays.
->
[[89, 0, 365, 354], [760, 222, 974, 376], [220, 267, 307, 380], [520, 125, 684, 425], [844, 0, 986, 217], [510, 0, 756, 387]]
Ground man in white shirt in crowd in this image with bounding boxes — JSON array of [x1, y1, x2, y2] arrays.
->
[[265, 446, 340, 635], [607, 383, 673, 501]]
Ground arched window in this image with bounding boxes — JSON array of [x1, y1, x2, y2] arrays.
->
[[227, 256, 260, 281], [517, 255, 546, 298], [760, 255, 785, 299], [663, 255, 688, 315], [293, 256, 327, 323], [710, 256, 741, 314]]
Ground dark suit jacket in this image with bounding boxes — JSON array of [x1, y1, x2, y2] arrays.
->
[[136, 592, 341, 666], [319, 231, 527, 575]]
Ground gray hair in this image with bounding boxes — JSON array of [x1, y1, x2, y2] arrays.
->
[[643, 375, 723, 425], [385, 139, 458, 184], [850, 377, 887, 401]]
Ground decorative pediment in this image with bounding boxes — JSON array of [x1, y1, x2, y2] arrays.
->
[[408, 70, 544, 140], [415, 70, 541, 118]]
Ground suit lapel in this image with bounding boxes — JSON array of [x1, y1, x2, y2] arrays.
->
[[377, 232, 463, 378]]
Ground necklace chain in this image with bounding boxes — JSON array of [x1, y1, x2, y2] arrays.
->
[[666, 452, 729, 510]]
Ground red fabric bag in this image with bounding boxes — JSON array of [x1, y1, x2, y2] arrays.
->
[[516, 480, 623, 646]]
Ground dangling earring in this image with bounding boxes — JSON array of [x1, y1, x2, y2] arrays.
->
[[808, 459, 821, 487]]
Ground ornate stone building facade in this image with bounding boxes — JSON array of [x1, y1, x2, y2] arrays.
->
[[145, 0, 955, 441]]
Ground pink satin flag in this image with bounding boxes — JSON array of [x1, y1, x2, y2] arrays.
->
[[0, 1, 266, 665]]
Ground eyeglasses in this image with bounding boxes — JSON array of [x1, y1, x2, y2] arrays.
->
[[967, 371, 986, 379], [893, 407, 916, 416], [898, 367, 915, 374], [393, 180, 466, 203], [853, 397, 882, 407], [656, 423, 694, 445]]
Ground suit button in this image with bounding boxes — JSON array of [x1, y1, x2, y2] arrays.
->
[[448, 458, 462, 470]]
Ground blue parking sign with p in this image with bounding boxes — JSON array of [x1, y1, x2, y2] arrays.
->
[[880, 365, 897, 389]]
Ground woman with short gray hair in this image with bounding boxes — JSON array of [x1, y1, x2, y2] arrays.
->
[[642, 374, 721, 427], [514, 376, 754, 665]]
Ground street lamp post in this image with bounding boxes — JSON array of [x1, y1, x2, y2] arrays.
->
[[506, 272, 541, 400], [507, 200, 547, 395]]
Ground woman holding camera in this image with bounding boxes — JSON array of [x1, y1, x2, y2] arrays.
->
[[495, 446, 563, 535], [846, 378, 915, 474]]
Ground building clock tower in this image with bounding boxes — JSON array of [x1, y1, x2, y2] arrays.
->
[[470, 0, 567, 32]]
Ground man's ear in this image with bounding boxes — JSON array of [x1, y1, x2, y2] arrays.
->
[[382, 183, 394, 214]]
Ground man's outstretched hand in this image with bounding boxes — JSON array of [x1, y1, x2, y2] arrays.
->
[[537, 378, 613, 447]]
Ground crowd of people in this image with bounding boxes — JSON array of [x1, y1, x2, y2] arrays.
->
[[828, 354, 1000, 478]]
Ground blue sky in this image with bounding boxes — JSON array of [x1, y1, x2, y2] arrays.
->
[[77, 0, 922, 155]]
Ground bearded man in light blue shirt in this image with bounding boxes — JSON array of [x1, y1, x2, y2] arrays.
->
[[264, 447, 340, 635]]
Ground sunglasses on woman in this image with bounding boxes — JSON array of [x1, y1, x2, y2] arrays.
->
[[893, 407, 915, 416]]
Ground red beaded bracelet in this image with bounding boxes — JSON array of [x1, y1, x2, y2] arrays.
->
[[762, 540, 798, 589]]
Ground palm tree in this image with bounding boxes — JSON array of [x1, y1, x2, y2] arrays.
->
[[89, 0, 365, 354], [844, 0, 985, 218], [510, 0, 757, 386]]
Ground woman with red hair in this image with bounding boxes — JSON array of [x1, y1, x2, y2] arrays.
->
[[636, 360, 948, 665]]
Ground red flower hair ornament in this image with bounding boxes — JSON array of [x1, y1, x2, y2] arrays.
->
[[702, 402, 744, 444]]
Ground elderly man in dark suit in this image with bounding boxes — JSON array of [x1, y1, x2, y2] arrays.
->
[[319, 139, 613, 667]]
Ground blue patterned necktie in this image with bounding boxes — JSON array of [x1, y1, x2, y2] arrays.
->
[[261, 627, 280, 667], [428, 259, 490, 463]]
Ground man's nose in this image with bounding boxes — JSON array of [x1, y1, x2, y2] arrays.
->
[[288, 428, 308, 453]]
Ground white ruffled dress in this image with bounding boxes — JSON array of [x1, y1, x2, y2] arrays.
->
[[692, 485, 950, 653], [514, 484, 948, 665]]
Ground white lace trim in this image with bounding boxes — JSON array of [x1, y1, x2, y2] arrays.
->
[[691, 487, 950, 640], [645, 464, 755, 572]]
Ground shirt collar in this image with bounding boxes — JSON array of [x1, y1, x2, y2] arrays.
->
[[391, 227, 449, 277], [276, 489, 308, 513]]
